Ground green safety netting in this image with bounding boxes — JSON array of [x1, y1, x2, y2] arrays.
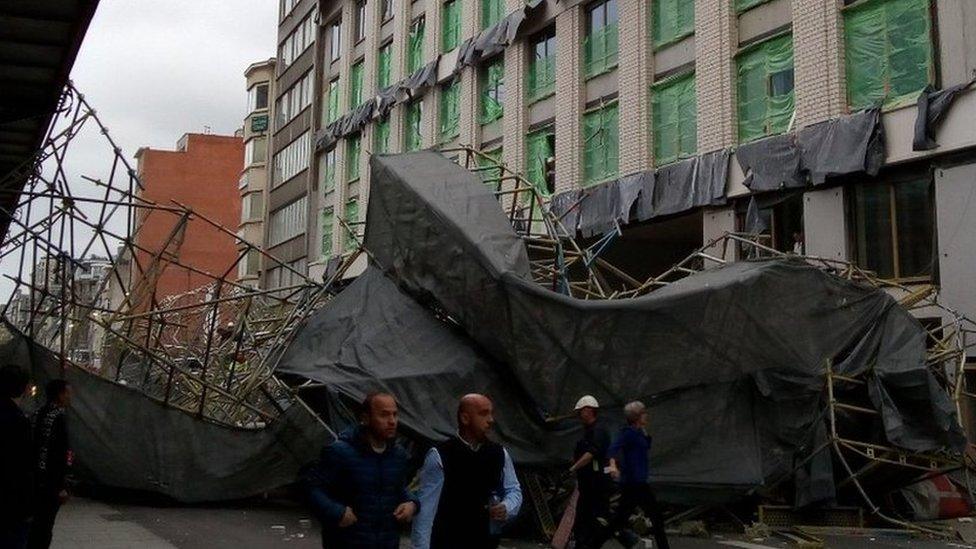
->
[[844, 0, 932, 109], [344, 199, 359, 252], [347, 135, 362, 181], [440, 82, 460, 141], [736, 33, 794, 143], [405, 102, 423, 151], [653, 72, 697, 164], [321, 153, 336, 193], [321, 209, 334, 257], [736, 0, 773, 13], [527, 54, 555, 102], [478, 147, 503, 184], [350, 62, 365, 106], [408, 21, 425, 73], [375, 119, 391, 154], [584, 23, 619, 78], [443, 0, 461, 51], [378, 46, 392, 89], [481, 60, 505, 124], [525, 129, 552, 196], [328, 82, 340, 123], [583, 103, 619, 186], [652, 0, 694, 49], [482, 0, 504, 29]]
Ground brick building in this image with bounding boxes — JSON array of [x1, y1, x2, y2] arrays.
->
[[267, 0, 976, 326], [133, 133, 244, 303]]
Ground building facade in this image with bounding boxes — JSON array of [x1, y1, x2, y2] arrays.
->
[[239, 59, 277, 288], [267, 0, 976, 325], [133, 133, 244, 304]]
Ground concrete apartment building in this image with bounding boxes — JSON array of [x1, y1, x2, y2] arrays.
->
[[239, 59, 277, 287], [133, 133, 244, 304], [267, 0, 976, 326]]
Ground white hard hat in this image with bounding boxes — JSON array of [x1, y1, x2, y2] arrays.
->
[[574, 395, 599, 411]]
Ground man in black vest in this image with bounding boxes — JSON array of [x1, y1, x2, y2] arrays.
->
[[411, 394, 522, 549]]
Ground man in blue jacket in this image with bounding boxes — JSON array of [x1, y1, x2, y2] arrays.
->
[[608, 400, 670, 549], [303, 392, 418, 548]]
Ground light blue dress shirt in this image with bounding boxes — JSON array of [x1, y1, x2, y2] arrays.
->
[[410, 443, 522, 549]]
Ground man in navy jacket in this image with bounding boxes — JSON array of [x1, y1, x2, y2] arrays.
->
[[303, 392, 418, 548]]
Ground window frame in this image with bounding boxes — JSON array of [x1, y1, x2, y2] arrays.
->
[[584, 0, 619, 79], [355, 0, 368, 43], [439, 80, 461, 142], [527, 28, 556, 103], [329, 19, 343, 63], [350, 60, 365, 107], [582, 101, 620, 186], [405, 100, 424, 151], [480, 57, 505, 124], [377, 42, 394, 90], [346, 133, 363, 182], [408, 16, 426, 74], [651, 71, 697, 165], [735, 32, 795, 143], [442, 0, 461, 52]]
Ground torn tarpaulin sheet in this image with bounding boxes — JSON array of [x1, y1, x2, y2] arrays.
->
[[453, 0, 539, 73], [396, 59, 439, 103], [798, 108, 884, 185], [2, 322, 326, 503], [644, 148, 729, 220], [736, 134, 804, 192], [913, 80, 974, 151], [577, 175, 643, 237], [549, 189, 581, 234], [375, 85, 399, 118], [289, 150, 965, 503]]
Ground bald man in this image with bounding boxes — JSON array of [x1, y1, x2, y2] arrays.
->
[[411, 394, 522, 549]]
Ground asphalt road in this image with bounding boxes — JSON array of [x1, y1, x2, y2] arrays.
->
[[51, 496, 973, 549]]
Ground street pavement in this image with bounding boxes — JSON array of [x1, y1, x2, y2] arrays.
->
[[51, 496, 974, 549]]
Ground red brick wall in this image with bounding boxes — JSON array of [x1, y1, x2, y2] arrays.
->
[[133, 134, 243, 304]]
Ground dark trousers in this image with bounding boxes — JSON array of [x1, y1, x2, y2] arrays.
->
[[0, 519, 30, 549], [573, 477, 611, 549], [610, 483, 669, 549], [27, 494, 61, 549]]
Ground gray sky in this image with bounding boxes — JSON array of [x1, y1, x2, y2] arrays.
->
[[1, 1, 279, 301]]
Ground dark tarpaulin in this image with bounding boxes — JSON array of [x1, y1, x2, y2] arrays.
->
[[797, 108, 884, 185], [453, 0, 540, 73], [335, 151, 964, 501], [0, 323, 326, 502], [396, 59, 439, 103], [548, 189, 581, 234], [736, 134, 805, 192], [913, 81, 974, 151], [577, 175, 642, 237]]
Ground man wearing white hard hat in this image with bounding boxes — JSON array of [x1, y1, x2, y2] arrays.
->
[[567, 395, 613, 548]]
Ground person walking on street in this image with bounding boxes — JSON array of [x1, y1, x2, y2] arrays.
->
[[0, 365, 33, 549], [28, 379, 72, 549], [303, 392, 418, 549], [412, 393, 522, 549], [568, 395, 613, 549], [607, 401, 670, 549]]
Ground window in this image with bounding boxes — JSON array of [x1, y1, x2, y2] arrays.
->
[[245, 137, 267, 166], [268, 196, 308, 246], [736, 0, 774, 12], [355, 0, 367, 42], [347, 134, 362, 181], [350, 61, 365, 106], [272, 131, 310, 185], [442, 0, 461, 52], [582, 102, 619, 186], [378, 43, 393, 90], [844, 0, 934, 109], [527, 30, 556, 102], [248, 83, 269, 112], [329, 20, 343, 62], [319, 148, 337, 193], [652, 0, 694, 49], [321, 208, 335, 258], [275, 70, 314, 129], [375, 118, 391, 154], [851, 177, 934, 280], [408, 17, 426, 74], [478, 147, 503, 186], [526, 127, 555, 196], [405, 100, 424, 151], [279, 14, 316, 70], [482, 0, 504, 30], [736, 33, 794, 143], [241, 192, 265, 222], [584, 0, 618, 78], [652, 72, 697, 165], [736, 193, 804, 255], [480, 58, 505, 124], [344, 199, 361, 252], [382, 0, 395, 21], [238, 249, 261, 279], [439, 81, 460, 141], [326, 78, 340, 124], [280, 0, 301, 19]]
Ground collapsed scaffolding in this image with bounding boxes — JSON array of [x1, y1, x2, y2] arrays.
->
[[0, 84, 974, 537]]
